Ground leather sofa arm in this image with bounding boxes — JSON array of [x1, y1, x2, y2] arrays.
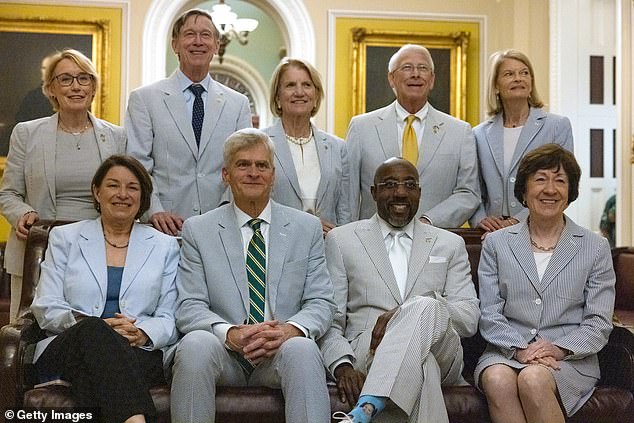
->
[[598, 326, 634, 391], [0, 321, 28, 410]]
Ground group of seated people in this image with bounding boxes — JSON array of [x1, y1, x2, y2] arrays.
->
[[0, 7, 616, 423]]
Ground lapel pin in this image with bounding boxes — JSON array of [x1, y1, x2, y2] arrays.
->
[[432, 122, 444, 134], [99, 133, 105, 142]]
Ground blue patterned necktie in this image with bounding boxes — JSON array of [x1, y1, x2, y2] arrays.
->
[[246, 218, 266, 324], [189, 84, 205, 146]]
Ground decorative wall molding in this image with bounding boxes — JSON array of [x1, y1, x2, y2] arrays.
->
[[142, 0, 314, 85]]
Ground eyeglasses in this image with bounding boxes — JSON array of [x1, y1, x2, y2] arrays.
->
[[396, 64, 432, 75], [375, 180, 420, 191], [54, 73, 93, 87]]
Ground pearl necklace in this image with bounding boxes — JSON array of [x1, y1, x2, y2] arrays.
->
[[285, 129, 313, 146], [58, 119, 91, 150]]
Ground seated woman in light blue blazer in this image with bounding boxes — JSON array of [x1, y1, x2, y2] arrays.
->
[[31, 155, 179, 423], [262, 58, 351, 236], [475, 144, 615, 423], [470, 49, 573, 234]]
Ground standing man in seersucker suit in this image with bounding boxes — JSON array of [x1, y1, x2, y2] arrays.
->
[[125, 8, 251, 235]]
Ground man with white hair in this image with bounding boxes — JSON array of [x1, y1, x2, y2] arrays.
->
[[346, 44, 480, 228]]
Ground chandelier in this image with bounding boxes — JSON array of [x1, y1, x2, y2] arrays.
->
[[210, 0, 259, 64]]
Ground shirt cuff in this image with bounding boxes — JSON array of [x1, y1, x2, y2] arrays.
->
[[329, 357, 353, 378], [213, 323, 234, 347], [287, 321, 309, 338]]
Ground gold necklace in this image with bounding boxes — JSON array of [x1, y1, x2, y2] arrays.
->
[[285, 129, 312, 146], [58, 119, 91, 150], [529, 237, 556, 252], [527, 217, 561, 252], [103, 232, 129, 249]]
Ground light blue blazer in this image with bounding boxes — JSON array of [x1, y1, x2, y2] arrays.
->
[[263, 120, 351, 225], [0, 113, 125, 276], [125, 71, 252, 220], [31, 219, 180, 362], [470, 107, 573, 226], [175, 201, 336, 339], [346, 101, 480, 227], [475, 216, 615, 414]]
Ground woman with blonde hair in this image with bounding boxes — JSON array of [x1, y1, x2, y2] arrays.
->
[[262, 58, 351, 236], [0, 48, 125, 322], [470, 49, 573, 235]]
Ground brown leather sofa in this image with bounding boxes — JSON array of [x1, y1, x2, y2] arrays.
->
[[1, 222, 633, 422], [0, 241, 11, 328], [613, 247, 634, 326]]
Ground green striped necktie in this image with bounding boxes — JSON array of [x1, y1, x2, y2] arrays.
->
[[246, 218, 266, 324]]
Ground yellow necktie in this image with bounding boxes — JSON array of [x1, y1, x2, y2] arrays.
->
[[402, 115, 418, 165]]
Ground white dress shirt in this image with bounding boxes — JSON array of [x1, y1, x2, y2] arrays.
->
[[287, 135, 321, 214], [175, 68, 212, 124], [213, 201, 308, 345]]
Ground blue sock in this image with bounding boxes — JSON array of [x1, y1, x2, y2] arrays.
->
[[348, 395, 386, 423]]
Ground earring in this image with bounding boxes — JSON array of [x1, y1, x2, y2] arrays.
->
[[96, 202, 101, 212]]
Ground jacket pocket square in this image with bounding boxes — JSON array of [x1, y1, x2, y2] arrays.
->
[[428, 256, 447, 263]]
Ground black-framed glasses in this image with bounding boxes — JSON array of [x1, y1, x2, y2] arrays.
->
[[54, 73, 93, 87], [375, 180, 420, 191]]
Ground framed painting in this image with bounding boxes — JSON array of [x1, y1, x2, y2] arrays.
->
[[351, 28, 469, 120]]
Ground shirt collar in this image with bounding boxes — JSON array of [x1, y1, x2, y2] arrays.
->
[[233, 201, 272, 228], [176, 68, 212, 94], [377, 214, 415, 240], [394, 101, 429, 123]]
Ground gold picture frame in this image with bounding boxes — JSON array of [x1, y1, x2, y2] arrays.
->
[[0, 3, 122, 173], [351, 28, 469, 120]]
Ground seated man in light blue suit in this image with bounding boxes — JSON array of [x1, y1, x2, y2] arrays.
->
[[171, 128, 336, 423], [126, 8, 251, 236], [323, 158, 479, 423], [347, 44, 480, 227]]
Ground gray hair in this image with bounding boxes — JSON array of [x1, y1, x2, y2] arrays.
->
[[223, 128, 275, 167], [388, 44, 435, 73]]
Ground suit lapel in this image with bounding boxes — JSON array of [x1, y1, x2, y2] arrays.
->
[[539, 218, 582, 291], [267, 203, 290, 316], [43, 115, 59, 204], [90, 113, 117, 160], [509, 107, 546, 172], [418, 106, 444, 175], [357, 216, 402, 303], [78, 219, 108, 301], [270, 121, 302, 200], [484, 115, 505, 178], [218, 206, 251, 315], [198, 79, 226, 157], [508, 223, 542, 292], [314, 126, 332, 211], [376, 104, 400, 159], [162, 74, 198, 158], [404, 222, 435, 299], [119, 224, 155, 297]]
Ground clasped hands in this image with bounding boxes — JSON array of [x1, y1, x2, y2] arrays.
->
[[103, 313, 149, 347], [515, 338, 568, 370], [226, 320, 302, 366]]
